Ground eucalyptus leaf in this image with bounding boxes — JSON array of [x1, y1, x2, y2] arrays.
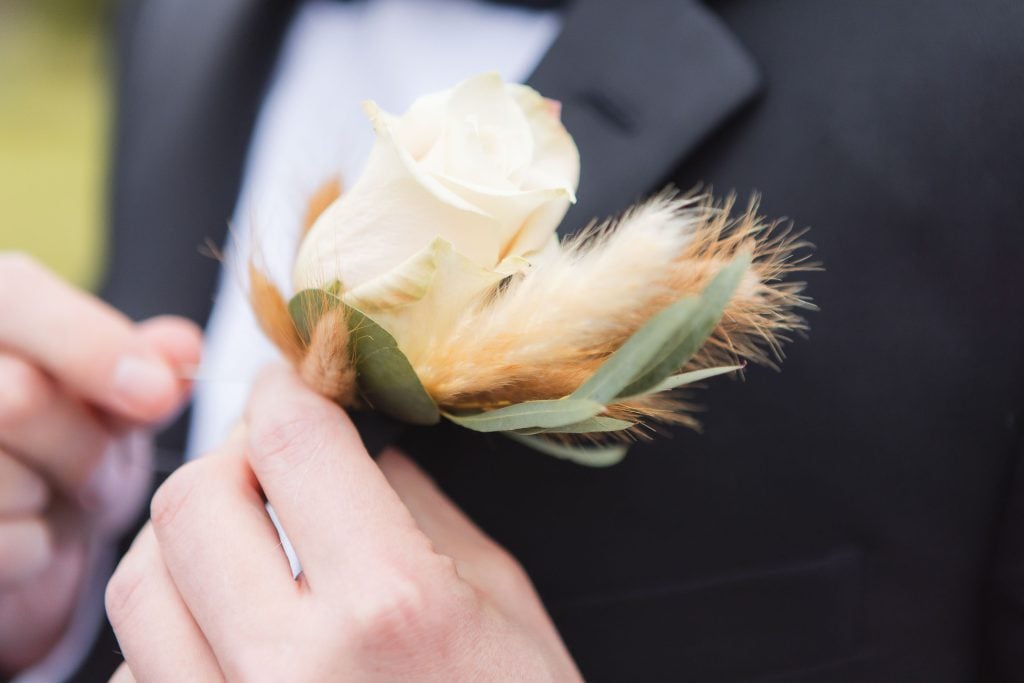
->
[[625, 365, 743, 398], [515, 416, 635, 436], [619, 253, 749, 398], [506, 433, 628, 467], [572, 254, 750, 404], [286, 289, 439, 425], [570, 296, 700, 404], [287, 287, 340, 344], [345, 306, 440, 426], [445, 398, 604, 433]]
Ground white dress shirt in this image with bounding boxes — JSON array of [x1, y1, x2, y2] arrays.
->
[[15, 1, 560, 680], [189, 0, 561, 459]]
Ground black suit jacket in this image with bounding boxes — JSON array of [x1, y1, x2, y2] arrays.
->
[[80, 0, 1024, 681]]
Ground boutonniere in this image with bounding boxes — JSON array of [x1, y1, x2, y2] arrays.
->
[[249, 72, 812, 466]]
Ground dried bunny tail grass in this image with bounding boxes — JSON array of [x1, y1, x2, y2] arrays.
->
[[606, 392, 703, 437], [669, 193, 816, 370], [246, 177, 359, 405], [249, 260, 304, 362], [419, 189, 814, 413], [534, 394, 702, 453], [416, 193, 700, 404], [249, 259, 359, 405], [299, 305, 358, 404], [303, 177, 342, 237]]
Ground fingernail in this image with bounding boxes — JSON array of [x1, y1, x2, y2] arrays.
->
[[113, 355, 176, 410]]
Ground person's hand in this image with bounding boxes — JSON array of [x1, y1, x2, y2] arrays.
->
[[0, 253, 201, 674], [105, 366, 581, 682]]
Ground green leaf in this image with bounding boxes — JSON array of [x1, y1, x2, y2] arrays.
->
[[515, 416, 635, 436], [445, 398, 604, 433], [572, 254, 750, 404], [570, 296, 700, 404], [287, 287, 341, 344], [621, 254, 749, 397], [288, 289, 440, 425], [625, 365, 743, 398], [506, 433, 628, 467], [346, 306, 440, 426]]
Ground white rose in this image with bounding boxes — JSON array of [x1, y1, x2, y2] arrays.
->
[[294, 72, 580, 360]]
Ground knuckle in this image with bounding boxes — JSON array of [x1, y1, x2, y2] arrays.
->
[[248, 408, 328, 473], [149, 461, 203, 531], [349, 561, 471, 658], [353, 574, 434, 643], [0, 356, 50, 427]]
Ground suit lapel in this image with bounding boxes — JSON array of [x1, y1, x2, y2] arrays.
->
[[102, 0, 295, 324], [104, 0, 759, 321], [527, 0, 762, 232]]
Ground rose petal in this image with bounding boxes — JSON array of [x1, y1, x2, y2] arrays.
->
[[294, 104, 506, 291], [294, 73, 581, 324], [344, 237, 451, 311], [508, 84, 580, 198], [347, 239, 507, 363], [436, 72, 534, 182]]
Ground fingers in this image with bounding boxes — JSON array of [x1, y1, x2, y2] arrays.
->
[[89, 431, 156, 536], [377, 449, 554, 634], [376, 449, 493, 561], [136, 315, 203, 407], [0, 353, 114, 503], [243, 366, 423, 586], [109, 663, 136, 682], [0, 448, 51, 585], [0, 449, 49, 516], [148, 433, 296, 654], [0, 535, 88, 670], [107, 525, 223, 683], [136, 316, 203, 372], [0, 253, 197, 423], [0, 518, 51, 587]]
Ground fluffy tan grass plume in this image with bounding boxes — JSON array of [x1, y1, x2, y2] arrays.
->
[[414, 191, 813, 417]]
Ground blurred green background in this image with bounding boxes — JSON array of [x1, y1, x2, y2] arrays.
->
[[0, 0, 111, 290]]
